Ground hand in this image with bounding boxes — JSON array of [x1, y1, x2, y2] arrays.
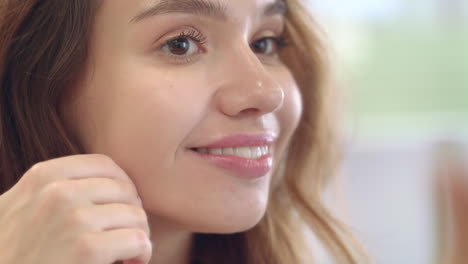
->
[[0, 154, 152, 264]]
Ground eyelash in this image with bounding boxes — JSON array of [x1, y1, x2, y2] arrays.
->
[[255, 36, 289, 52], [177, 29, 208, 44], [160, 29, 207, 64], [160, 28, 289, 64]]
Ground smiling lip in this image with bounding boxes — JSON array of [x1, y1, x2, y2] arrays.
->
[[188, 132, 277, 179], [190, 132, 277, 149]]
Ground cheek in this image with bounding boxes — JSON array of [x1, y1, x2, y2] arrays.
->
[[99, 80, 205, 172], [278, 72, 303, 139], [71, 63, 209, 182], [68, 61, 301, 233]]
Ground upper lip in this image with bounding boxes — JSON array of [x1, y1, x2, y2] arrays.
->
[[189, 132, 278, 149]]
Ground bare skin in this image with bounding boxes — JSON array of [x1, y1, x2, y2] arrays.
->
[[0, 0, 301, 263], [0, 155, 151, 264]]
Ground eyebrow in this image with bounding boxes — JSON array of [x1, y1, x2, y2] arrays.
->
[[130, 0, 288, 23]]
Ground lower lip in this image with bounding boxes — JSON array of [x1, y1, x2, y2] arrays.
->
[[189, 149, 273, 179]]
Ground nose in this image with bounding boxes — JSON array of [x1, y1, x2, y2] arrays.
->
[[213, 44, 285, 118]]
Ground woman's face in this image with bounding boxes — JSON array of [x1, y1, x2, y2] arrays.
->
[[66, 0, 302, 233]]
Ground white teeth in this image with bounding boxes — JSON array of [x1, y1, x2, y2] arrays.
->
[[235, 147, 251, 158], [222, 147, 234, 155], [198, 148, 208, 154], [195, 146, 270, 159], [261, 146, 268, 156], [254, 146, 262, 157], [210, 148, 222, 155]]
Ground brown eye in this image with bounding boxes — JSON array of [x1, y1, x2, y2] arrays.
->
[[251, 37, 277, 55], [159, 29, 207, 64], [167, 37, 191, 55], [162, 36, 199, 57]]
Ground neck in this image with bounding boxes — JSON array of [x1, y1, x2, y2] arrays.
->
[[147, 213, 194, 264]]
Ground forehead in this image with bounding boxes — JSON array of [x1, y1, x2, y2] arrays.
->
[[98, 0, 284, 23]]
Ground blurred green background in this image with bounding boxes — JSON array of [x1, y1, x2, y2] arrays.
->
[[352, 26, 467, 112], [346, 24, 468, 136], [308, 1, 467, 263], [310, 0, 468, 138]]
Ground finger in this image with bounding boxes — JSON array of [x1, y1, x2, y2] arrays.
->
[[34, 176, 142, 221], [70, 177, 141, 206], [123, 259, 148, 264], [67, 203, 150, 237], [77, 228, 152, 264], [20, 154, 131, 190]]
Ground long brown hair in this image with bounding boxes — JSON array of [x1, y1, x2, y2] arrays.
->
[[0, 0, 367, 263]]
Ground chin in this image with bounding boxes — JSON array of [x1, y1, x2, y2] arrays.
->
[[188, 207, 267, 234]]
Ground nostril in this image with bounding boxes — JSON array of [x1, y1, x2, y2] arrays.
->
[[240, 108, 259, 115]]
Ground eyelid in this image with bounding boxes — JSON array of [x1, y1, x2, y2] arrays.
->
[[153, 26, 206, 48], [153, 25, 287, 65], [155, 27, 207, 65], [256, 18, 286, 36], [252, 31, 288, 49], [252, 25, 285, 40]]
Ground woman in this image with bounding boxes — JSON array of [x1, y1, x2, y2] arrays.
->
[[0, 0, 365, 263]]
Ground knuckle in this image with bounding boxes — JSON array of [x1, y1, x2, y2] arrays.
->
[[131, 205, 147, 219], [92, 154, 129, 181], [73, 235, 101, 262], [132, 229, 150, 249], [24, 162, 46, 186], [93, 154, 117, 168], [68, 209, 95, 229], [117, 179, 137, 196], [133, 207, 149, 231], [43, 181, 75, 203], [28, 162, 43, 175], [110, 179, 138, 205]]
